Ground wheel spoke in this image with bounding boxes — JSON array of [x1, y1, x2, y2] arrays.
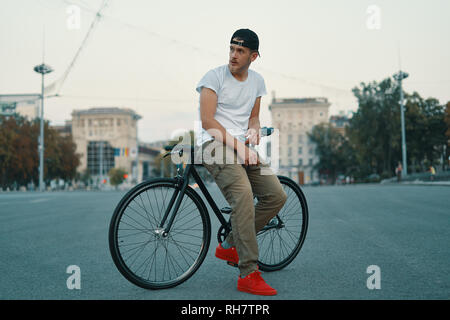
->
[[257, 178, 308, 271]]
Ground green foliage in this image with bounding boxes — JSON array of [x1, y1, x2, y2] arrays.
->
[[108, 167, 127, 186], [348, 77, 448, 179], [308, 123, 355, 183], [0, 115, 81, 189]]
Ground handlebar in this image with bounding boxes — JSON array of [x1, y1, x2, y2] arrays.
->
[[260, 126, 274, 138], [163, 126, 274, 154]]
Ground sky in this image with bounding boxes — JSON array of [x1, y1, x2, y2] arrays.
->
[[1, 0, 449, 143]]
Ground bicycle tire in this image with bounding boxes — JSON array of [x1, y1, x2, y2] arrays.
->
[[257, 175, 309, 272], [109, 178, 211, 289]]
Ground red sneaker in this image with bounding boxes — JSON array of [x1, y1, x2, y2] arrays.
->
[[215, 243, 239, 264], [237, 270, 277, 296]]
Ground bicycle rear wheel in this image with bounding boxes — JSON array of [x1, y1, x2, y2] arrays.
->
[[257, 176, 308, 272], [109, 178, 211, 289]]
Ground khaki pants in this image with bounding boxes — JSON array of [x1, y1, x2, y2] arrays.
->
[[201, 140, 287, 277]]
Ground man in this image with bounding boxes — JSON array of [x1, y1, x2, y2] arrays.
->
[[195, 29, 287, 296]]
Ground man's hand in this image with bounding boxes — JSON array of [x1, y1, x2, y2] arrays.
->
[[245, 127, 260, 146], [237, 144, 260, 166]]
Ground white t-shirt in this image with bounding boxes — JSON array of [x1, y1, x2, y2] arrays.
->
[[195, 64, 267, 146]]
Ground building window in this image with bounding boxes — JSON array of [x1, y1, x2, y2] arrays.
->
[[298, 147, 302, 154], [309, 158, 313, 166], [309, 147, 314, 155], [288, 135, 292, 144], [288, 159, 292, 166], [298, 134, 303, 143], [117, 119, 121, 127], [298, 159, 303, 166], [87, 141, 115, 176], [288, 147, 292, 156]]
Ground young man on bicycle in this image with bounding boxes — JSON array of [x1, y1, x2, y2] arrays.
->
[[196, 29, 287, 296]]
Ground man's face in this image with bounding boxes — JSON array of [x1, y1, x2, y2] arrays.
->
[[228, 40, 258, 74]]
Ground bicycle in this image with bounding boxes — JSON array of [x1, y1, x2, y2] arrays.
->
[[108, 127, 309, 290]]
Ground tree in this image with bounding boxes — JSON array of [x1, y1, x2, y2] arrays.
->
[[348, 77, 401, 179], [348, 76, 447, 179], [445, 102, 450, 169], [308, 123, 355, 183], [0, 115, 38, 188], [0, 114, 81, 189], [109, 168, 127, 187], [404, 93, 447, 172]]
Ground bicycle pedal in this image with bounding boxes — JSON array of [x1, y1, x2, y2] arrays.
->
[[227, 261, 238, 268], [220, 207, 232, 215]]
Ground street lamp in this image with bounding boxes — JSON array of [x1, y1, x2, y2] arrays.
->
[[393, 70, 409, 177], [34, 63, 53, 192]]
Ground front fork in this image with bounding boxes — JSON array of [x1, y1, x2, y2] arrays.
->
[[158, 165, 188, 236]]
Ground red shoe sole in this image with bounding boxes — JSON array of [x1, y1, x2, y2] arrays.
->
[[215, 251, 238, 264], [237, 285, 277, 296]]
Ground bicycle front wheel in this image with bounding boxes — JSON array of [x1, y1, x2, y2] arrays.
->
[[257, 176, 309, 272], [109, 178, 211, 289]]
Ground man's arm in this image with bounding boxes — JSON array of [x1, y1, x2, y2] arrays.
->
[[245, 97, 261, 145]]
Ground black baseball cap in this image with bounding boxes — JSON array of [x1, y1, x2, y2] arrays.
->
[[230, 29, 260, 56]]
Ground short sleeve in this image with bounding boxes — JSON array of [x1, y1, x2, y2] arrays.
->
[[196, 69, 220, 94], [256, 75, 267, 98]]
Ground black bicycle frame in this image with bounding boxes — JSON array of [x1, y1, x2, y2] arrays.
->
[[159, 162, 230, 235]]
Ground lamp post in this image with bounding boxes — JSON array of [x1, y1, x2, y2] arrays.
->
[[34, 63, 53, 192], [393, 70, 409, 177]]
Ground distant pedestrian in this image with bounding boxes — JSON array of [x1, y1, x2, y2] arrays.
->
[[395, 162, 403, 182], [429, 165, 436, 181]]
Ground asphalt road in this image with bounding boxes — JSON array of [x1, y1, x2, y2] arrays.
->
[[0, 184, 449, 300]]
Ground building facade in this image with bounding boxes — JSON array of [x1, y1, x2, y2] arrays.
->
[[71, 107, 157, 183], [268, 97, 330, 184], [0, 94, 40, 119]]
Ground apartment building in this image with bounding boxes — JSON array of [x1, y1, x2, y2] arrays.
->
[[71, 107, 158, 182], [268, 97, 330, 184]]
